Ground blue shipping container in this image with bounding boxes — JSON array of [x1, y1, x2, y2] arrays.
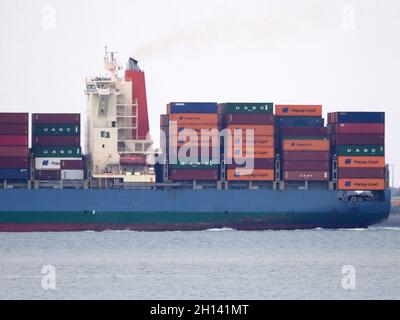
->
[[275, 117, 324, 128], [168, 102, 218, 114], [337, 112, 385, 123], [0, 169, 29, 180]]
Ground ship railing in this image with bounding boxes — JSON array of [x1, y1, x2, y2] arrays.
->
[[0, 180, 346, 191]]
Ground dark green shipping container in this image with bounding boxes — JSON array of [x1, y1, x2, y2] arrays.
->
[[169, 164, 219, 170], [220, 103, 273, 114], [32, 146, 82, 158], [33, 124, 80, 136], [336, 145, 384, 156], [169, 159, 219, 169]]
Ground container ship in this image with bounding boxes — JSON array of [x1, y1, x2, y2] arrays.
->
[[0, 50, 390, 232]]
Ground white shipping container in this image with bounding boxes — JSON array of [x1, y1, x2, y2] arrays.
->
[[35, 157, 82, 170], [61, 169, 84, 180]]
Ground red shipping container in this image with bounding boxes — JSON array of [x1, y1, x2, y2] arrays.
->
[[169, 169, 218, 181], [328, 113, 333, 124], [280, 127, 327, 137], [32, 136, 80, 147], [32, 113, 80, 125], [35, 169, 61, 180], [283, 171, 329, 181], [283, 161, 329, 171], [60, 160, 84, 170], [0, 124, 28, 135], [329, 112, 338, 123], [338, 168, 385, 179], [282, 151, 330, 161], [334, 134, 384, 145], [0, 135, 28, 146], [332, 123, 384, 135], [0, 146, 28, 157], [330, 135, 336, 147], [327, 124, 333, 135], [0, 157, 29, 169], [0, 113, 28, 124], [225, 114, 275, 125], [227, 158, 274, 169]]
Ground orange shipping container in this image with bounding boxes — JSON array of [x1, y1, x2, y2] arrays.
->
[[169, 135, 220, 148], [169, 113, 219, 125], [282, 139, 329, 151], [275, 105, 322, 117], [226, 125, 274, 136], [338, 179, 385, 190], [226, 147, 275, 159], [166, 125, 220, 137], [176, 124, 219, 131], [337, 156, 385, 168], [227, 169, 274, 181], [226, 135, 274, 148]]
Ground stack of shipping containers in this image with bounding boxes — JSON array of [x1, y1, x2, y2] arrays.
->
[[219, 103, 275, 182], [0, 113, 29, 181], [164, 103, 220, 181], [328, 112, 385, 191], [0, 106, 388, 191], [275, 105, 330, 183], [32, 114, 83, 180]]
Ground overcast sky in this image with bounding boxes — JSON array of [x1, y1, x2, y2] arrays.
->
[[0, 0, 399, 186]]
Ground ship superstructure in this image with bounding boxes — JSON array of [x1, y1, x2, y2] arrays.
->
[[85, 49, 155, 187]]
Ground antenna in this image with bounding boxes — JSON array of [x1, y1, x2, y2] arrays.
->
[[104, 46, 120, 81]]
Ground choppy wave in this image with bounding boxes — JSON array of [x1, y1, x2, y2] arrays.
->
[[84, 226, 400, 233], [205, 228, 235, 232], [338, 228, 368, 231], [369, 227, 400, 231]]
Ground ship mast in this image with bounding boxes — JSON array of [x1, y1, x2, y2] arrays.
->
[[104, 46, 120, 82]]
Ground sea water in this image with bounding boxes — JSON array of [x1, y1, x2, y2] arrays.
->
[[0, 216, 399, 300]]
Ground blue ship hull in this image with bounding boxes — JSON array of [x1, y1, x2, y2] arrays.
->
[[0, 188, 391, 232]]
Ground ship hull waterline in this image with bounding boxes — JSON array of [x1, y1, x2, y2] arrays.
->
[[0, 189, 391, 232]]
